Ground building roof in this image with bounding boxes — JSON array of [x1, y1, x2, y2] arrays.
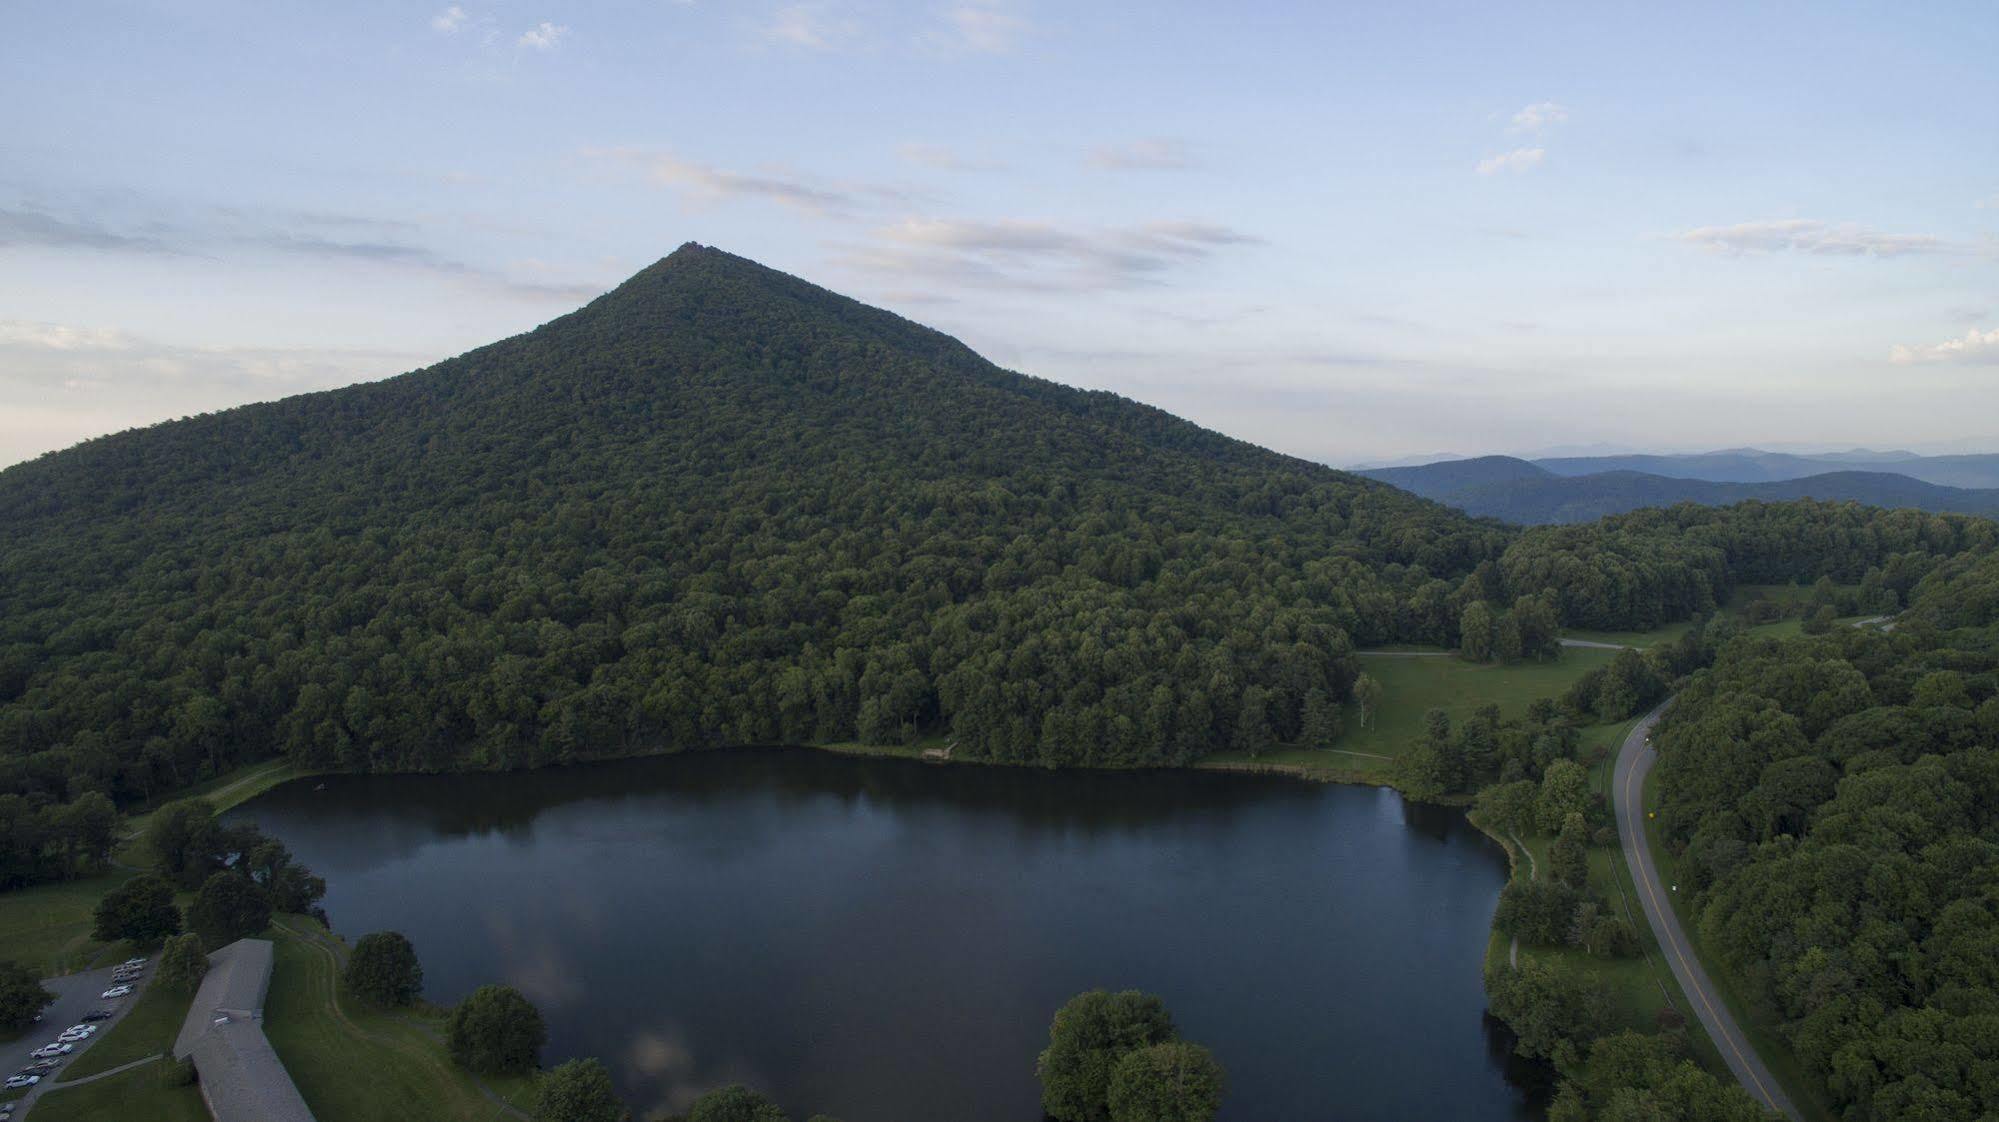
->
[[172, 937, 316, 1122]]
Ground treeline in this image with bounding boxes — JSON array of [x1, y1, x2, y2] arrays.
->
[[1650, 588, 1999, 1119], [4, 245, 1998, 808], [0, 788, 118, 889]]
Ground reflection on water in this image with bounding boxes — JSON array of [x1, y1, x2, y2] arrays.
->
[[231, 749, 1549, 1121]]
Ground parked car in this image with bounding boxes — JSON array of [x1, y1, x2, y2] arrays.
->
[[3, 1074, 38, 1089], [80, 1008, 113, 1021], [30, 1043, 72, 1059], [25, 1059, 59, 1074], [58, 1028, 94, 1042], [121, 957, 147, 967], [99, 984, 132, 998]]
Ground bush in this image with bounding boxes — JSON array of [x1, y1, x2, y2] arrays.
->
[[187, 871, 272, 950], [158, 932, 209, 991], [345, 931, 423, 1007], [0, 959, 55, 1032], [1493, 879, 1589, 946], [533, 1057, 625, 1122], [446, 984, 545, 1075], [685, 1084, 788, 1122], [92, 874, 183, 947]]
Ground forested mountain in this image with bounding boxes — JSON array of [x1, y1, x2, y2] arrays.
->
[[1366, 466, 1999, 524], [1534, 450, 1999, 490], [2, 245, 1994, 813]]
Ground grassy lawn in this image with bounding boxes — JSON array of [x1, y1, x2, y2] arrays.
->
[[1562, 621, 1695, 648], [25, 1057, 210, 1122], [0, 873, 132, 977], [264, 915, 534, 1122], [59, 973, 193, 1078]]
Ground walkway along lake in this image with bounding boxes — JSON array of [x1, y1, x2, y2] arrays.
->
[[227, 749, 1551, 1121]]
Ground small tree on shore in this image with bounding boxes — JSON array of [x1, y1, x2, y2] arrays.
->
[[1351, 673, 1383, 730], [447, 984, 546, 1075], [345, 931, 424, 1007], [686, 1084, 788, 1122], [158, 932, 209, 991], [533, 1057, 626, 1122]]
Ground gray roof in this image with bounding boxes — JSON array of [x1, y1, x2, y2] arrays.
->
[[172, 937, 316, 1122]]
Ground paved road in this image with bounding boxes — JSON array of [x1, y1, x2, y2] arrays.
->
[[1613, 703, 1799, 1120], [1559, 637, 1638, 650], [1, 962, 156, 1116]]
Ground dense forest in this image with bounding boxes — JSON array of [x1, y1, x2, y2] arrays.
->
[[2, 246, 1996, 832], [1647, 559, 1999, 1120]]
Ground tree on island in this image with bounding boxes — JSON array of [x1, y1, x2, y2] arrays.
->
[[187, 871, 272, 950], [1107, 1041, 1226, 1122], [345, 931, 424, 1007], [92, 873, 182, 947], [0, 960, 55, 1033], [1038, 989, 1226, 1122], [447, 984, 546, 1075], [533, 1058, 626, 1122], [685, 1084, 788, 1122], [157, 932, 209, 992]]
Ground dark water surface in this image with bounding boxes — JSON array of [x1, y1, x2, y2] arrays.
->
[[229, 750, 1548, 1121]]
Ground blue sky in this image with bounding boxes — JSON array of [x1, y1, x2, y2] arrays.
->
[[3, 1, 1995, 467]]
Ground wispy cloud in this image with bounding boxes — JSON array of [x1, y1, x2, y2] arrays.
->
[[583, 147, 913, 217], [0, 206, 177, 254], [519, 21, 568, 49], [0, 199, 601, 301], [897, 143, 1004, 172], [1476, 147, 1544, 175], [1508, 100, 1568, 132], [765, 3, 856, 50], [1671, 218, 1950, 258], [431, 5, 468, 33], [1089, 138, 1198, 171], [839, 216, 1259, 290], [924, 2, 1028, 53], [1890, 326, 1999, 365]]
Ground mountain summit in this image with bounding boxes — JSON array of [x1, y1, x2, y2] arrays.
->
[[2, 246, 1528, 792]]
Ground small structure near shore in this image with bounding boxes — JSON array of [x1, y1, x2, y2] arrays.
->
[[172, 937, 316, 1122]]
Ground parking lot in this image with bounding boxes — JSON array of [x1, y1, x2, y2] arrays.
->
[[1, 961, 154, 1105]]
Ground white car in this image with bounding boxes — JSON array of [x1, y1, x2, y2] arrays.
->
[[58, 1027, 95, 1042], [120, 957, 147, 967], [3, 1074, 38, 1089], [100, 984, 132, 998], [29, 1043, 72, 1058]]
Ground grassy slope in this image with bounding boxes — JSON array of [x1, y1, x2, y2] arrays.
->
[[1202, 646, 1619, 783], [264, 915, 534, 1122], [58, 974, 192, 1078], [23, 1058, 210, 1122]]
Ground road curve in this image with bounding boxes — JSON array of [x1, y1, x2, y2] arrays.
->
[[1613, 703, 1800, 1120]]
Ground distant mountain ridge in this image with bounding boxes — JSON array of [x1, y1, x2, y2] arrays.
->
[[1361, 453, 1999, 524]]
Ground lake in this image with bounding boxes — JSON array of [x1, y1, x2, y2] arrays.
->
[[228, 750, 1548, 1121]]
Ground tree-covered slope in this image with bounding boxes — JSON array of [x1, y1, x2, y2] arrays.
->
[[0, 245, 1522, 799]]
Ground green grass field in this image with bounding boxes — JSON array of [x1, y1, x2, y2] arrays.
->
[[58, 974, 193, 1078], [264, 916, 534, 1122], [0, 873, 132, 977], [24, 1057, 211, 1122], [1562, 621, 1695, 648]]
